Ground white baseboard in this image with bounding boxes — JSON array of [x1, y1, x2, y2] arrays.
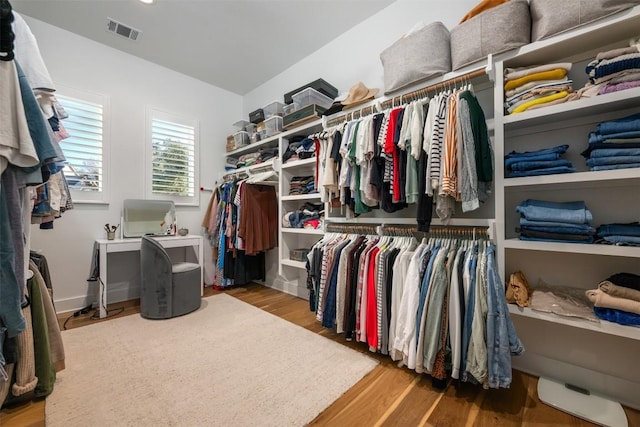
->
[[265, 278, 308, 300], [55, 287, 140, 314]]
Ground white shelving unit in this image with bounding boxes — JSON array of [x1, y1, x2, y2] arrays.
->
[[493, 5, 640, 416], [277, 120, 324, 298], [223, 118, 324, 299]]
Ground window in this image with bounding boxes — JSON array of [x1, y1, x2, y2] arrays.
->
[[56, 89, 109, 203], [146, 108, 199, 206]]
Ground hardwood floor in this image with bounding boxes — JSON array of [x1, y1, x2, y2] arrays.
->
[[2, 283, 639, 426]]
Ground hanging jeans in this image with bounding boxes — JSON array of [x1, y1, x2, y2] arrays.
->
[[486, 244, 524, 389]]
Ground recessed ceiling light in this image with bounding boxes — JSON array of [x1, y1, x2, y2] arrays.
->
[[139, 0, 154, 4]]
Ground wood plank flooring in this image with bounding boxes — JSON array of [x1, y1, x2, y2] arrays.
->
[[2, 283, 639, 426]]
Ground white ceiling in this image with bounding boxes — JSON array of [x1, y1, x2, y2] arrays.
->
[[11, 0, 395, 95]]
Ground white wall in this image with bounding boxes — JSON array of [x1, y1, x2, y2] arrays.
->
[[28, 0, 481, 312], [22, 16, 242, 312], [243, 0, 478, 114]]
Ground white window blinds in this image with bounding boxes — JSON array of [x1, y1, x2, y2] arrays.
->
[[146, 108, 199, 206], [56, 92, 109, 203]]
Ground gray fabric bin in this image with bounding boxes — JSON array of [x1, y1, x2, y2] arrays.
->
[[450, 0, 531, 71], [380, 21, 451, 94], [530, 0, 640, 41]]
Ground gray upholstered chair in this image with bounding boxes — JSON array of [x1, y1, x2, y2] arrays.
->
[[140, 235, 201, 319]]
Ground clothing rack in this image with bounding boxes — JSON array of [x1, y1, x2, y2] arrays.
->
[[379, 68, 487, 110], [324, 221, 490, 241], [427, 225, 490, 240], [324, 67, 488, 128], [325, 222, 379, 235]]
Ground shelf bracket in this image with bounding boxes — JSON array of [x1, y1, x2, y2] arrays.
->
[[485, 53, 495, 83]]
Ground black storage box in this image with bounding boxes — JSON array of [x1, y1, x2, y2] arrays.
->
[[283, 104, 327, 130], [283, 79, 338, 105], [249, 108, 265, 124]]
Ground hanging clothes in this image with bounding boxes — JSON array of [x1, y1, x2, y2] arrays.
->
[[306, 228, 523, 389], [320, 87, 493, 230], [203, 176, 277, 288]]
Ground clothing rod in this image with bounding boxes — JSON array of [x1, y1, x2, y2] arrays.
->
[[380, 68, 487, 110], [325, 68, 487, 128]]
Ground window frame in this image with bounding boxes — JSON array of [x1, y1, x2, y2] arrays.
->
[[55, 86, 110, 205], [145, 107, 200, 207]]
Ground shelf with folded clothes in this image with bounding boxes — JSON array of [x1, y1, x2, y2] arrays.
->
[[503, 238, 640, 258], [507, 305, 640, 341], [504, 193, 640, 247], [225, 133, 280, 157], [504, 168, 640, 189], [222, 158, 277, 178], [502, 86, 640, 130], [493, 7, 640, 412]]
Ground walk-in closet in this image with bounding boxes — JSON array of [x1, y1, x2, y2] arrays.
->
[[3, 1, 640, 426]]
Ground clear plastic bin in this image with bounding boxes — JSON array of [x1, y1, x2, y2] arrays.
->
[[233, 131, 250, 148], [291, 87, 334, 110], [283, 103, 297, 116], [232, 120, 249, 131], [263, 100, 285, 118], [245, 123, 257, 134], [264, 116, 283, 137]]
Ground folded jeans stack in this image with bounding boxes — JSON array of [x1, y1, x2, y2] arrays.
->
[[596, 222, 640, 246], [503, 62, 576, 114], [581, 112, 640, 171], [580, 42, 640, 98], [585, 272, 640, 326], [504, 144, 574, 177], [515, 199, 595, 243]]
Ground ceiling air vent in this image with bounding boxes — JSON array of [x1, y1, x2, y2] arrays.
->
[[106, 18, 141, 41]]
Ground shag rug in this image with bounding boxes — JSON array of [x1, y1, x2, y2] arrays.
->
[[46, 294, 378, 426]]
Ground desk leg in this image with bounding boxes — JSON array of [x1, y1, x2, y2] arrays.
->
[[99, 243, 107, 319]]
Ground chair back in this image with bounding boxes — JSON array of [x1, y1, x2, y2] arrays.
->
[[140, 236, 173, 318]]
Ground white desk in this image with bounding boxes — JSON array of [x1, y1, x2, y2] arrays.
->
[[95, 234, 204, 318]]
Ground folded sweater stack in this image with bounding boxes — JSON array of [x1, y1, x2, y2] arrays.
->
[[504, 144, 574, 177], [515, 199, 596, 243], [504, 63, 575, 114], [582, 43, 640, 97], [289, 175, 316, 196], [585, 272, 640, 326]]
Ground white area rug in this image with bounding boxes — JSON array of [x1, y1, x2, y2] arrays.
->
[[46, 294, 377, 426]]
